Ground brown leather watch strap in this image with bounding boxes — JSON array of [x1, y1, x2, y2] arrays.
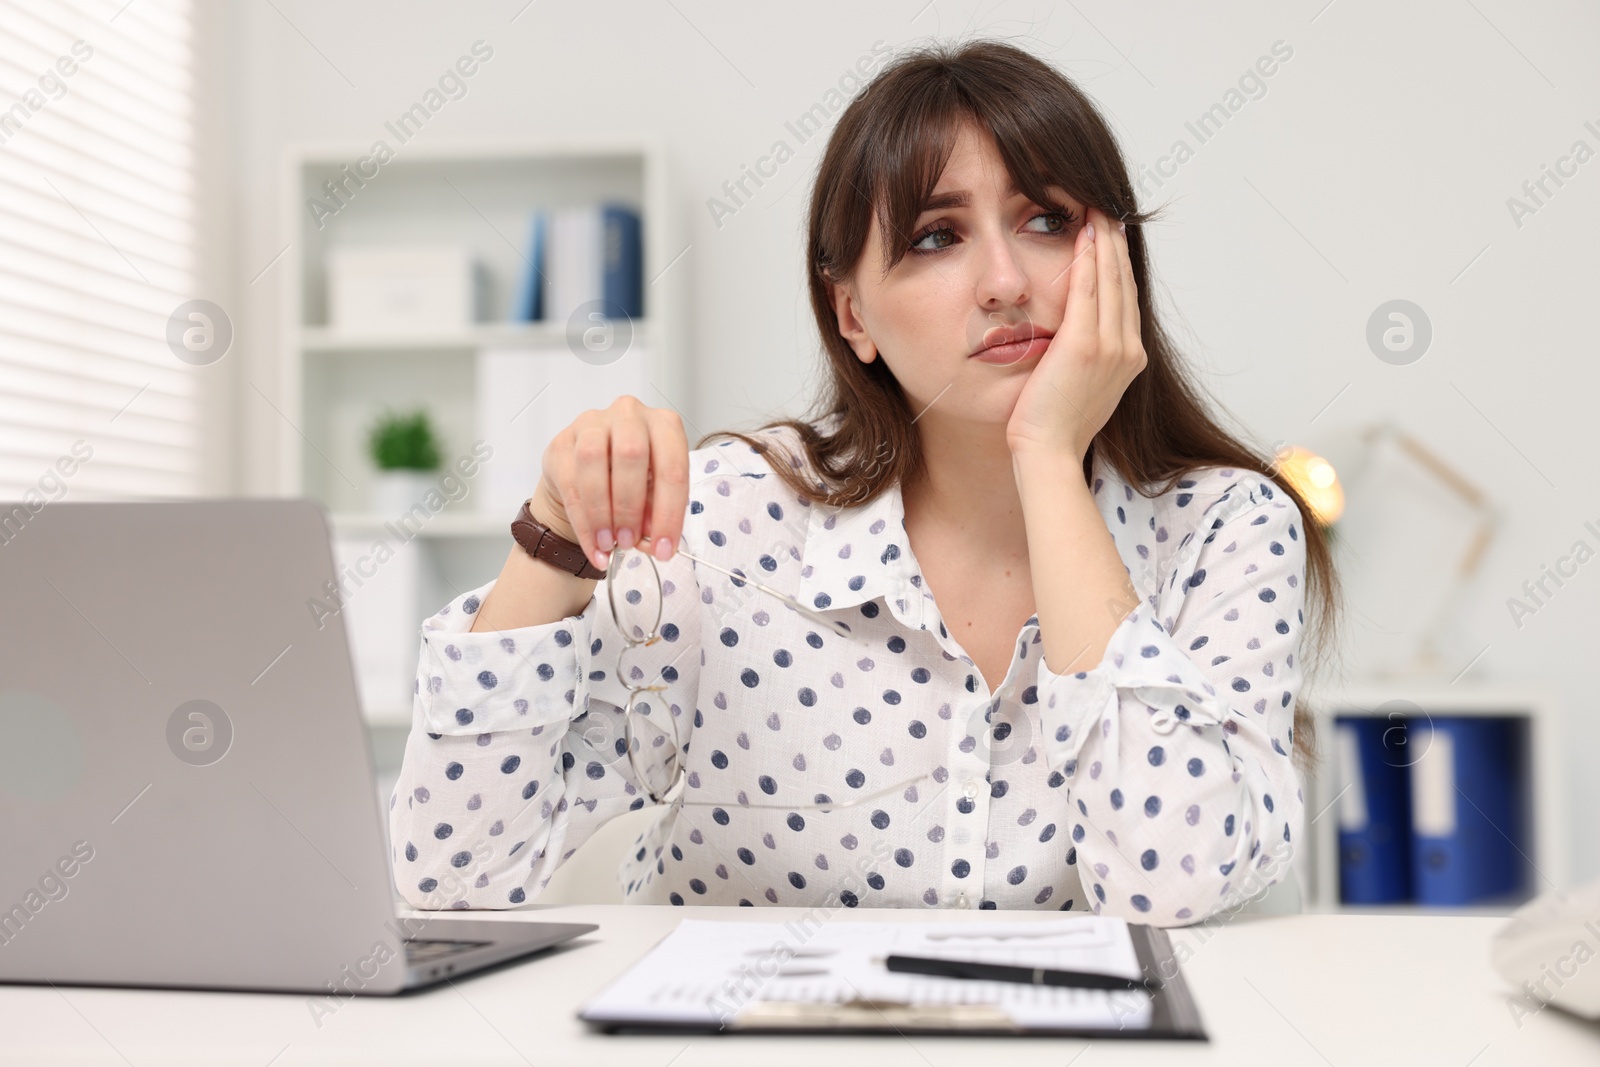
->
[[510, 498, 607, 580]]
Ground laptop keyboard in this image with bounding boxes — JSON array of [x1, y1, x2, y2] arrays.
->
[[404, 938, 491, 964]]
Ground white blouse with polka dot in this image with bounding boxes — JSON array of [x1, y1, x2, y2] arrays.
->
[[388, 418, 1309, 926]]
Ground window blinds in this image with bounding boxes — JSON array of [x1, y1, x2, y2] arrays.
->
[[0, 0, 200, 501]]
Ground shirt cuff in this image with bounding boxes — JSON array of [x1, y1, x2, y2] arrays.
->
[[414, 578, 593, 735], [1036, 605, 1227, 771]]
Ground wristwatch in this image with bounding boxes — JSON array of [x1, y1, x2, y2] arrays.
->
[[510, 498, 607, 579]]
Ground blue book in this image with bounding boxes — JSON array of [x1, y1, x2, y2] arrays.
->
[[1409, 716, 1528, 906], [1335, 716, 1413, 904], [600, 203, 642, 319], [512, 210, 545, 321]]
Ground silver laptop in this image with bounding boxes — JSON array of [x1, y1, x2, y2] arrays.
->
[[0, 498, 595, 995]]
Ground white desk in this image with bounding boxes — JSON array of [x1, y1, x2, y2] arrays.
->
[[3, 906, 1597, 1065]]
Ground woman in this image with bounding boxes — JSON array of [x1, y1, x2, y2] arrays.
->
[[389, 39, 1341, 926]]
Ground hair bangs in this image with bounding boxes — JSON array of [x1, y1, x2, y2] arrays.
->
[[867, 87, 971, 276]]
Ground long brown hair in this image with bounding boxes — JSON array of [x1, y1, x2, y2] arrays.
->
[[697, 38, 1341, 774]]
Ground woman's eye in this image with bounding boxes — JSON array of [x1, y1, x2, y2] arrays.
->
[[1026, 211, 1073, 234], [910, 226, 955, 252]]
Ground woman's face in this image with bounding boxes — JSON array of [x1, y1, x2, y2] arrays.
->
[[829, 119, 1086, 427]]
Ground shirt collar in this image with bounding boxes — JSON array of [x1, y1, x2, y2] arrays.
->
[[792, 475, 924, 629], [791, 446, 1161, 633]]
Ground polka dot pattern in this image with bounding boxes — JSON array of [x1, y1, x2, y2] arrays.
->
[[388, 418, 1308, 925]]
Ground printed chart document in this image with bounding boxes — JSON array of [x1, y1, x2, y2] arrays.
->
[[579, 915, 1206, 1039]]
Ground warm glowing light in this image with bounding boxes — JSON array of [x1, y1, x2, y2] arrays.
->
[[1274, 445, 1344, 526]]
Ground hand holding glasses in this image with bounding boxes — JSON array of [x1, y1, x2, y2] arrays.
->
[[528, 395, 935, 816]]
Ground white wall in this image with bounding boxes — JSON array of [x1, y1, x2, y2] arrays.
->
[[215, 0, 1600, 884]]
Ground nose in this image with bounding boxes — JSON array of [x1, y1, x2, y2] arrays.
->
[[972, 229, 1030, 312]]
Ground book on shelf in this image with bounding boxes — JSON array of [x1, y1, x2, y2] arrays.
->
[[517, 202, 641, 324], [1408, 716, 1528, 905], [1335, 716, 1413, 904], [600, 202, 642, 319], [512, 211, 546, 322]]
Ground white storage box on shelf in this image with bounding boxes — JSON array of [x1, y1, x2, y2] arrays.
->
[[326, 244, 481, 335]]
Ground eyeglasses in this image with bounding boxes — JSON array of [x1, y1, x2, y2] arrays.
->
[[600, 543, 931, 812]]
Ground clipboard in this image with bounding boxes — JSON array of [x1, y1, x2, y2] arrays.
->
[[578, 917, 1208, 1040]]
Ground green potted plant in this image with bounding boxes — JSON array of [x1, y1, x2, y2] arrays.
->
[[367, 407, 441, 516]]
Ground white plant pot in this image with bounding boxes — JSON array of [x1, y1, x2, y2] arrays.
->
[[370, 470, 439, 518]]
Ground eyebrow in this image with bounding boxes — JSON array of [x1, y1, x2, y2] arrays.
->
[[918, 182, 1026, 213]]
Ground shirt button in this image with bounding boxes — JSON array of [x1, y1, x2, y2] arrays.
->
[[1150, 710, 1178, 735], [962, 780, 979, 800], [955, 892, 969, 908]]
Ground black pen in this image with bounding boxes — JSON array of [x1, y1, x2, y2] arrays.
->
[[883, 954, 1159, 991]]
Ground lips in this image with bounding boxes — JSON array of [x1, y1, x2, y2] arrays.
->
[[970, 324, 1054, 364]]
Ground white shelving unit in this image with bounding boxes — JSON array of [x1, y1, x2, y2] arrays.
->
[[1299, 680, 1564, 914], [277, 138, 687, 725]]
